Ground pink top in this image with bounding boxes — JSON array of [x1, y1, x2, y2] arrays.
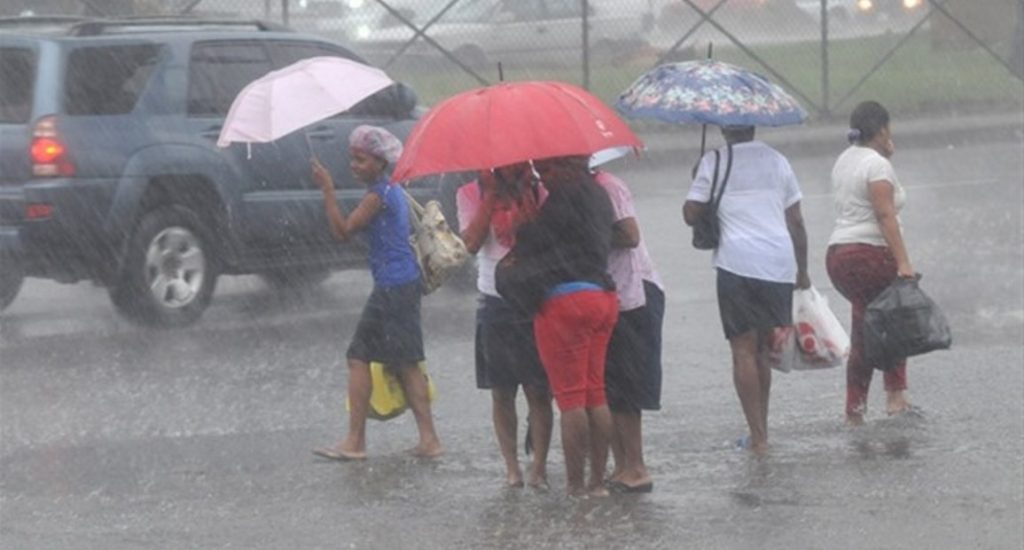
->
[[594, 171, 663, 311], [456, 181, 546, 297]]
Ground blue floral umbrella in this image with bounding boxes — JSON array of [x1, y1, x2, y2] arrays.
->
[[615, 60, 807, 127]]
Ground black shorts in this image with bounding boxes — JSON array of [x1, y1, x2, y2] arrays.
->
[[475, 294, 548, 390], [347, 280, 425, 366], [606, 281, 665, 413], [716, 268, 793, 340]]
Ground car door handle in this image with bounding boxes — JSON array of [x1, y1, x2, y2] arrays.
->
[[306, 127, 336, 139], [200, 125, 222, 139]]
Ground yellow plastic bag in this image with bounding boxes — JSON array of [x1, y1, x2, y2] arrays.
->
[[346, 361, 436, 421]]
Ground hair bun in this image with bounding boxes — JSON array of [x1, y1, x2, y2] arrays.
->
[[846, 128, 862, 143]]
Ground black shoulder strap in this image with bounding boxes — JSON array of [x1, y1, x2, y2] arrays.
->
[[708, 149, 720, 204], [711, 143, 733, 212]]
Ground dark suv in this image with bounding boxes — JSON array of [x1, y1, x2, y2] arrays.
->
[[0, 16, 455, 327]]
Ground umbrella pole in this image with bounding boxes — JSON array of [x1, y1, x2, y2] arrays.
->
[[700, 41, 713, 158], [693, 42, 714, 176]]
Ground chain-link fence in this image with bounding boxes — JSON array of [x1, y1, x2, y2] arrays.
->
[[4, 0, 1022, 120]]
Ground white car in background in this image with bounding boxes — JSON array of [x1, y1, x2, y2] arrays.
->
[[794, 0, 925, 24], [342, 0, 657, 69]]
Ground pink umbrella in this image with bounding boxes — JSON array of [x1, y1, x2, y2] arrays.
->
[[216, 56, 394, 148]]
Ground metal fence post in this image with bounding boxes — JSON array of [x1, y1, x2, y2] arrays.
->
[[281, 0, 289, 26], [820, 0, 831, 118], [582, 0, 590, 90]]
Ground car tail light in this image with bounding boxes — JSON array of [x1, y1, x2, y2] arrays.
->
[[25, 203, 54, 220], [31, 116, 75, 177]]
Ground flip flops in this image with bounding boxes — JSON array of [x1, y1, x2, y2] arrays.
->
[[312, 447, 366, 461], [734, 435, 752, 451], [606, 480, 654, 494]]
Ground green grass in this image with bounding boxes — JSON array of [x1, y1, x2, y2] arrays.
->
[[390, 33, 1023, 121]]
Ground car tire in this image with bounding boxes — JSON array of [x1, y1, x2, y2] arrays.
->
[[110, 205, 217, 328], [0, 260, 23, 311], [259, 268, 331, 289]]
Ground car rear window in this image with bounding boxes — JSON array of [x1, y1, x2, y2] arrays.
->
[[64, 44, 161, 115], [0, 48, 35, 124]]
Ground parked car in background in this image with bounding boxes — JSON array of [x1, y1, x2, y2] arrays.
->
[[0, 15, 457, 325], [343, 0, 656, 69], [793, 0, 924, 24]]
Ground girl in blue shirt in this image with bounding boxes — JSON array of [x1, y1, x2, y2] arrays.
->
[[311, 125, 441, 461]]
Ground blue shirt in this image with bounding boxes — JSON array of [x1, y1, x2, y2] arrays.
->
[[367, 178, 421, 287]]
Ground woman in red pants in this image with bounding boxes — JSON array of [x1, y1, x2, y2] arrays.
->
[[507, 155, 618, 497], [826, 101, 915, 425]]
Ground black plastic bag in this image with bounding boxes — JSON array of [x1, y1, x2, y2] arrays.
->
[[864, 275, 952, 369]]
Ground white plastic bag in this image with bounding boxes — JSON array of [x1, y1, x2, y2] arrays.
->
[[763, 287, 850, 372], [793, 287, 849, 368]]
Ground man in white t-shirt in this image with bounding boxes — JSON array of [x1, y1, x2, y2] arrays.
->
[[683, 125, 811, 454]]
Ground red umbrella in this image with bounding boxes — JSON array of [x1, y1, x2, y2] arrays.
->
[[392, 81, 643, 182]]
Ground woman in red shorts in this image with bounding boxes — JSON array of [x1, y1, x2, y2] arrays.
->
[[508, 155, 618, 497]]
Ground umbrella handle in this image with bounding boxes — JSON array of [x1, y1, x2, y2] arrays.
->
[[691, 123, 707, 180], [305, 132, 319, 163]]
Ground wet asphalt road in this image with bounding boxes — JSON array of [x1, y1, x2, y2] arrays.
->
[[1, 139, 1022, 550]]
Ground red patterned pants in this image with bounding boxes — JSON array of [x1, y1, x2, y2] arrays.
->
[[826, 243, 908, 416]]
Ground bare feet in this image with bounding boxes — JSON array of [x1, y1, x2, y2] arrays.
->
[[607, 465, 652, 488], [846, 414, 865, 427], [505, 470, 525, 488], [527, 477, 550, 491], [886, 391, 911, 416], [409, 441, 443, 459], [736, 435, 768, 454], [526, 466, 548, 490], [587, 484, 610, 498]]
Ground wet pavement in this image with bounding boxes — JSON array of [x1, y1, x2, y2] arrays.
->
[[1, 139, 1022, 549]]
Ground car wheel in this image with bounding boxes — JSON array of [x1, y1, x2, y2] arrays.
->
[[0, 260, 23, 311], [453, 44, 487, 69], [259, 268, 331, 289], [110, 205, 217, 327]]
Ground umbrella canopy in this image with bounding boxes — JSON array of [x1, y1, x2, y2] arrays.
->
[[216, 56, 394, 147], [615, 59, 807, 127], [392, 81, 643, 182]]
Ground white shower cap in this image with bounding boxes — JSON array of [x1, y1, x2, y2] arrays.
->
[[348, 125, 403, 165]]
